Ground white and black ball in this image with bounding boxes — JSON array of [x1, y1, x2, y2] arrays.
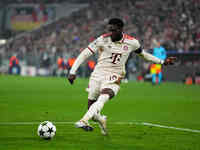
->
[[37, 121, 56, 140]]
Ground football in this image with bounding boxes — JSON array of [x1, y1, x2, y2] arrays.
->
[[37, 121, 56, 140]]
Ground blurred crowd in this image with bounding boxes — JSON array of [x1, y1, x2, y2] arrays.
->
[[0, 0, 66, 5], [1, 0, 200, 70], [5, 0, 200, 54]]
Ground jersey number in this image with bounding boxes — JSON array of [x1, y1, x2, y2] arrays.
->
[[111, 53, 122, 64]]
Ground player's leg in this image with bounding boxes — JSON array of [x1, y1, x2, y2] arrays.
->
[[97, 84, 120, 135], [155, 64, 162, 84], [87, 80, 101, 121], [152, 73, 156, 84], [87, 79, 101, 109], [158, 72, 162, 84], [157, 65, 162, 84], [81, 89, 111, 134], [88, 99, 96, 109], [80, 89, 112, 125], [150, 64, 156, 84], [93, 114, 107, 135], [88, 86, 108, 134], [75, 79, 100, 131], [81, 83, 120, 135]]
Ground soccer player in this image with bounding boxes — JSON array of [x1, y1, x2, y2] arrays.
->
[[68, 18, 176, 135], [150, 41, 166, 84], [9, 54, 21, 75]]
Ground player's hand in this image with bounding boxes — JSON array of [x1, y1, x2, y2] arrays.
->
[[68, 74, 76, 85], [163, 57, 177, 65]]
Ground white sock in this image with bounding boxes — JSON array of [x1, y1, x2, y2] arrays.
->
[[81, 94, 109, 122], [93, 113, 103, 121]]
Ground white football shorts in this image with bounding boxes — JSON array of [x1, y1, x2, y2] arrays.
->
[[88, 72, 120, 100]]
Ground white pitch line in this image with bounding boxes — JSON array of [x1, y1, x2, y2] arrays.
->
[[0, 121, 200, 134], [141, 122, 200, 133]]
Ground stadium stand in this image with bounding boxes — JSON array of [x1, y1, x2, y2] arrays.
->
[[0, 0, 200, 81], [2, 0, 200, 52]]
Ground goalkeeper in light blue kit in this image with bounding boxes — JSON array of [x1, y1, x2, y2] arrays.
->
[[150, 42, 166, 84]]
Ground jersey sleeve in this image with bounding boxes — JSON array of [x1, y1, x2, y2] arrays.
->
[[130, 39, 141, 51], [87, 36, 103, 54], [69, 36, 102, 75]]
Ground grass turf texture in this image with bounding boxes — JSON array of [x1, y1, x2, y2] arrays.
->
[[0, 75, 200, 150]]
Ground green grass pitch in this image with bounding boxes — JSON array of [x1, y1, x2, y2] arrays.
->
[[0, 75, 200, 150]]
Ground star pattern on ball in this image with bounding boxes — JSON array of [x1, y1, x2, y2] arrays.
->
[[39, 129, 45, 136], [47, 127, 54, 134]]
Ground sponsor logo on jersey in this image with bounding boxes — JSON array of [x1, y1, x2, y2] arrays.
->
[[123, 45, 128, 51]]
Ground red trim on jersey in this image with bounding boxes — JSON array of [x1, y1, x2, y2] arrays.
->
[[121, 34, 135, 43], [102, 33, 112, 38], [124, 34, 135, 40], [88, 47, 95, 54]]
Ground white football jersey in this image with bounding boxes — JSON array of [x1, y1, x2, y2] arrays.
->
[[88, 33, 140, 78]]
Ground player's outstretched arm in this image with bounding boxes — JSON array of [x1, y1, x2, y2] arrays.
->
[[135, 48, 177, 65], [68, 48, 93, 85]]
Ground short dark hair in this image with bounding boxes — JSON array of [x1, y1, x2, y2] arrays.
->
[[108, 18, 124, 28]]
